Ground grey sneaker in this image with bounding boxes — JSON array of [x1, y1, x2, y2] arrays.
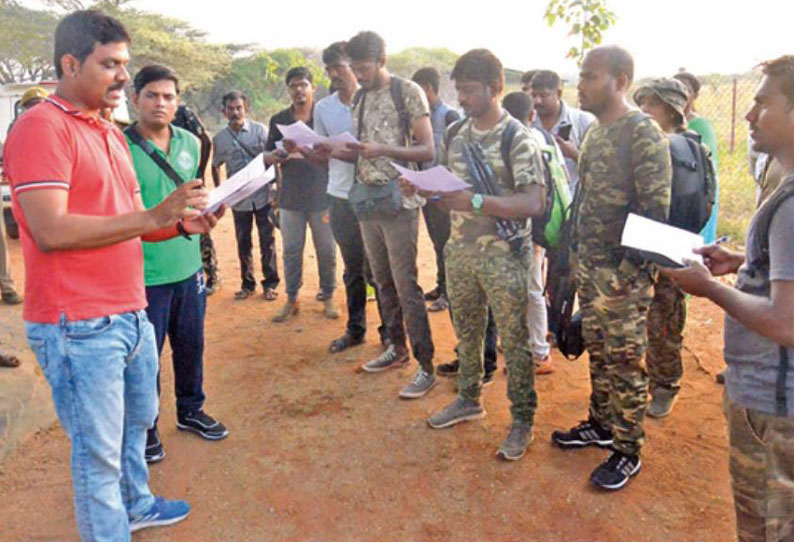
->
[[647, 388, 678, 418], [427, 397, 486, 428], [399, 369, 437, 399], [360, 345, 409, 373], [497, 423, 534, 461]]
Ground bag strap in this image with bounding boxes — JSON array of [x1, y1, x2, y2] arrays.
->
[[500, 117, 521, 186], [352, 88, 368, 185], [124, 124, 185, 187], [226, 126, 259, 160], [389, 76, 410, 147]]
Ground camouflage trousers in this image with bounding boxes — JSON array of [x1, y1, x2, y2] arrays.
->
[[724, 392, 794, 542], [578, 259, 653, 456], [200, 233, 219, 287], [446, 246, 537, 425], [646, 274, 687, 394]]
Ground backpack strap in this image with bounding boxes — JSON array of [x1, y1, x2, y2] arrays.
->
[[500, 117, 522, 185], [616, 112, 650, 190], [443, 117, 469, 156], [124, 124, 185, 188], [389, 76, 410, 147], [748, 181, 794, 416], [748, 182, 794, 274]]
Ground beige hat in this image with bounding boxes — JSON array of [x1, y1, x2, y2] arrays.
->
[[633, 78, 689, 122]]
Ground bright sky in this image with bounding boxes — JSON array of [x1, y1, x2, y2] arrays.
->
[[27, 0, 794, 78]]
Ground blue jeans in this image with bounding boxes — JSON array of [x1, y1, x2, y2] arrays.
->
[[146, 271, 207, 418], [280, 208, 336, 302], [25, 311, 158, 542]]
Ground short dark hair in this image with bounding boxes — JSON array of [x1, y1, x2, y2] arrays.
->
[[412, 67, 441, 93], [502, 91, 533, 122], [530, 70, 561, 91], [673, 71, 701, 97], [222, 90, 248, 109], [53, 10, 130, 79], [520, 70, 538, 86], [285, 66, 313, 85], [451, 49, 504, 88], [133, 64, 180, 95], [322, 41, 348, 66], [760, 55, 794, 106], [588, 45, 634, 86], [345, 31, 386, 62]]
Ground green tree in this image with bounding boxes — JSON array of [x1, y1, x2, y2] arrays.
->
[[0, 2, 58, 83], [387, 47, 459, 79], [544, 0, 617, 65], [186, 48, 330, 131]]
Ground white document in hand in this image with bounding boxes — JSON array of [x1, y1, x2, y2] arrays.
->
[[391, 163, 471, 193], [205, 154, 275, 214], [621, 213, 704, 267], [277, 121, 359, 147], [276, 121, 324, 147]]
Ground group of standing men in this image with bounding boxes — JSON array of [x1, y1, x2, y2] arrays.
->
[[2, 7, 794, 542]]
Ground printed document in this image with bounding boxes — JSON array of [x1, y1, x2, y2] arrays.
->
[[391, 163, 471, 193], [621, 213, 704, 267]]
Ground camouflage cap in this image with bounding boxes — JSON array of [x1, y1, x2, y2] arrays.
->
[[633, 78, 689, 122], [20, 86, 48, 107]]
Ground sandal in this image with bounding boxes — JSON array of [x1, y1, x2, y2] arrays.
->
[[0, 350, 20, 368], [263, 288, 278, 301]]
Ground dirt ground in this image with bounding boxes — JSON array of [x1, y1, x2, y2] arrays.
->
[[0, 214, 736, 541]]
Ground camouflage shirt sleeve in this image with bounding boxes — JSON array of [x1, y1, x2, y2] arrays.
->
[[403, 80, 430, 125], [631, 118, 671, 223], [510, 126, 546, 190]]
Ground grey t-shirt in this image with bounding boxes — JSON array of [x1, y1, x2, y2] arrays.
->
[[725, 173, 794, 416], [212, 120, 270, 212]]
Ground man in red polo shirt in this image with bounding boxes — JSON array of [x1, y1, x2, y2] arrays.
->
[[3, 10, 222, 541]]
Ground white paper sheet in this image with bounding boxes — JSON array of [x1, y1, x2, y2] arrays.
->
[[621, 213, 704, 267], [391, 163, 471, 193], [276, 121, 359, 147], [204, 154, 275, 214]]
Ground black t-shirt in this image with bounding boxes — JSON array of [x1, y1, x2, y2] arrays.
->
[[265, 106, 329, 212]]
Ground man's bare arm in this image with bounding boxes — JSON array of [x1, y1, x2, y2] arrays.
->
[[17, 180, 207, 252]]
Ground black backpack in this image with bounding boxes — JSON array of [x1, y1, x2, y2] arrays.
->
[[618, 114, 716, 233]]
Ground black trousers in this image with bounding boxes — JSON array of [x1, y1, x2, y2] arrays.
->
[[232, 206, 279, 292], [422, 201, 451, 294], [328, 196, 387, 343]]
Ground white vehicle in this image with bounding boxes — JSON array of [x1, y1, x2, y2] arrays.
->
[[0, 81, 130, 239]]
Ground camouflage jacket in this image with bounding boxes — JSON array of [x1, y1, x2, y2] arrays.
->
[[575, 110, 672, 268], [351, 76, 428, 184], [440, 112, 546, 256]]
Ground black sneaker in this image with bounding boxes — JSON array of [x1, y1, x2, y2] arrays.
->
[[590, 451, 642, 491], [436, 359, 460, 377], [551, 418, 614, 449], [145, 427, 165, 464], [177, 410, 229, 441], [482, 369, 495, 388]]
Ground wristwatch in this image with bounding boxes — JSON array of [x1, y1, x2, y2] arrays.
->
[[471, 193, 484, 215]]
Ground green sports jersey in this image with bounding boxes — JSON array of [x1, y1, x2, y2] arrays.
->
[[126, 124, 202, 286]]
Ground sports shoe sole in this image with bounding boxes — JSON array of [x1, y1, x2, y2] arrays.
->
[[496, 434, 535, 461], [176, 422, 229, 441], [360, 355, 409, 373], [591, 459, 642, 491], [130, 511, 191, 533], [399, 377, 438, 399], [427, 409, 486, 429], [551, 436, 614, 449]]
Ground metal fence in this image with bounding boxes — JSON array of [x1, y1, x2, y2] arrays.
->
[[555, 72, 760, 243]]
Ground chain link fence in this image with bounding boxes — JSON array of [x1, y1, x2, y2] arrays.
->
[[554, 72, 760, 243]]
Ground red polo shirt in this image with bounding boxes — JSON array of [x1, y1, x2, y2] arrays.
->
[[4, 95, 147, 323]]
